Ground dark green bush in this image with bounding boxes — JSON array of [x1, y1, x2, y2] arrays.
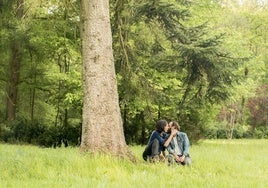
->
[[0, 118, 81, 147], [253, 126, 268, 138]]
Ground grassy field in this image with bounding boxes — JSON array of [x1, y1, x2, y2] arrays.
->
[[0, 139, 267, 188]]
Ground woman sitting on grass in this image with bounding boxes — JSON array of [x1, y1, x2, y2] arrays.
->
[[142, 119, 177, 162]]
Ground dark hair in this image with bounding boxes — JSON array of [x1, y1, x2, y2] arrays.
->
[[170, 121, 180, 131], [155, 120, 168, 132]]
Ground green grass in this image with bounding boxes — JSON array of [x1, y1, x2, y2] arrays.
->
[[0, 139, 267, 188]]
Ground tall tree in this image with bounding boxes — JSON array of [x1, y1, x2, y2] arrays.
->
[[5, 0, 25, 120], [80, 0, 134, 160]]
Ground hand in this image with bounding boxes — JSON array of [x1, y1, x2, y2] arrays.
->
[[174, 155, 180, 162], [171, 129, 178, 136], [179, 155, 185, 162]]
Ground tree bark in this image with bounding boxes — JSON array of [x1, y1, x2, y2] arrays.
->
[[5, 0, 24, 121], [6, 43, 23, 121], [80, 0, 135, 160]]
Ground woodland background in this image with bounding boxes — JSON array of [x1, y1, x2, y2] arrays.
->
[[0, 0, 268, 147]]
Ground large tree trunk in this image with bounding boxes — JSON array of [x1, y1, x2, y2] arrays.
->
[[80, 0, 134, 160]]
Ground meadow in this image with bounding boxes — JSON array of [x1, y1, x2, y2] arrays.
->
[[0, 139, 267, 188]]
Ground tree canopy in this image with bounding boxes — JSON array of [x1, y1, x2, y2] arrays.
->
[[0, 0, 267, 147]]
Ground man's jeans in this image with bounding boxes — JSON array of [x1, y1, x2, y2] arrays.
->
[[168, 154, 191, 166]]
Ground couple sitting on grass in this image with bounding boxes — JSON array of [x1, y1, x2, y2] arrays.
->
[[142, 119, 191, 166]]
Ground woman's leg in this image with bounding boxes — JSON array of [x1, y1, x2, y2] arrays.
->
[[151, 139, 160, 156], [142, 139, 160, 162]]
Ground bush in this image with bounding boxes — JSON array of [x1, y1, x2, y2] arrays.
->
[[253, 126, 268, 138], [243, 130, 253, 138], [0, 123, 13, 142], [204, 127, 218, 139], [232, 124, 244, 139], [216, 129, 227, 139], [0, 118, 81, 147]]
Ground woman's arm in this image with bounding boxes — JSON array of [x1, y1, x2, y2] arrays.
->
[[164, 129, 178, 147]]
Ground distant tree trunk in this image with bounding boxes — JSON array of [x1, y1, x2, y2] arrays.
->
[[226, 110, 235, 139], [5, 0, 24, 121], [80, 0, 134, 160], [138, 111, 147, 144], [29, 71, 36, 123]]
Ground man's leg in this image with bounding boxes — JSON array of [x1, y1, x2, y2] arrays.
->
[[180, 155, 191, 166], [184, 156, 191, 166], [167, 154, 175, 166]]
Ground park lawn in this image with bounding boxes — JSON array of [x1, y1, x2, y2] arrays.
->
[[0, 139, 267, 188]]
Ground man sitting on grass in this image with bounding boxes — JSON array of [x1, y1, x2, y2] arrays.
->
[[167, 121, 191, 166]]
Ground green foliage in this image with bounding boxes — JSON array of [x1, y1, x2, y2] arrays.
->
[[0, 0, 82, 133], [252, 126, 268, 139], [1, 0, 268, 146], [111, 0, 247, 143], [0, 118, 81, 147], [247, 84, 268, 128]]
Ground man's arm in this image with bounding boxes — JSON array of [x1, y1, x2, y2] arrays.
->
[[179, 133, 190, 162], [182, 133, 190, 156]]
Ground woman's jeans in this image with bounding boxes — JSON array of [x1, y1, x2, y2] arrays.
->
[[142, 139, 160, 161]]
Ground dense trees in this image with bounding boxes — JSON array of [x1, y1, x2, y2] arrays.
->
[[0, 0, 267, 148], [0, 0, 82, 146]]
